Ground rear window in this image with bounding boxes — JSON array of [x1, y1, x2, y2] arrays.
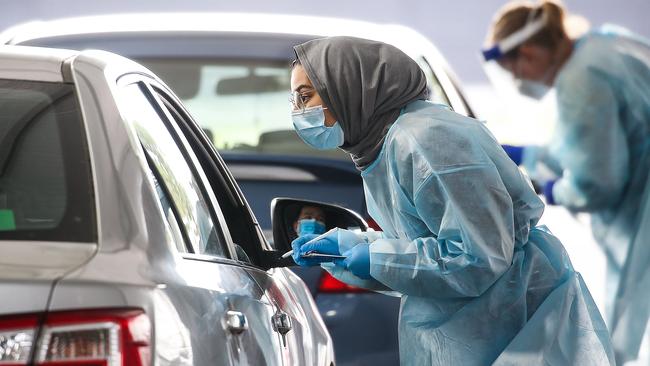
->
[[0, 79, 95, 242]]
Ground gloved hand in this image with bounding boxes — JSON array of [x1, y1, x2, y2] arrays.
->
[[292, 229, 346, 266], [291, 228, 369, 266], [335, 243, 372, 280], [520, 145, 562, 184], [501, 144, 525, 166]]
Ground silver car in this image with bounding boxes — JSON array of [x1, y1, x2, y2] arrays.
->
[[0, 45, 334, 365]]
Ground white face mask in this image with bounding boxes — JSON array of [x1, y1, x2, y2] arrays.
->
[[291, 105, 344, 150], [516, 79, 551, 100], [514, 57, 557, 100]]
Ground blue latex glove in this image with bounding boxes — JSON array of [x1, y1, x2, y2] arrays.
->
[[501, 144, 525, 166], [544, 179, 557, 205], [291, 233, 340, 266], [335, 243, 372, 280]]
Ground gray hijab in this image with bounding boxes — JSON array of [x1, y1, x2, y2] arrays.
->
[[294, 36, 428, 170]]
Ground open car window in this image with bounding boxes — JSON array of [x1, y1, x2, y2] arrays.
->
[[119, 81, 230, 258], [150, 84, 265, 266]]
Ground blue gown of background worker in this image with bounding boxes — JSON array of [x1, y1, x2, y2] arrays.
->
[[483, 3, 650, 362], [289, 36, 614, 365]]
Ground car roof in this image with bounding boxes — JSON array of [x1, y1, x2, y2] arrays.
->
[[0, 45, 156, 84], [1, 13, 404, 40], [0, 46, 78, 82], [0, 13, 471, 116], [0, 13, 432, 59]]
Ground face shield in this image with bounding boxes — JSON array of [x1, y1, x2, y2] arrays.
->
[[482, 13, 552, 101], [480, 12, 561, 147]]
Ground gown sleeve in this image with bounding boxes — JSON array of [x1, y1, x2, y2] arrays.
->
[[368, 127, 517, 299], [550, 69, 629, 211]]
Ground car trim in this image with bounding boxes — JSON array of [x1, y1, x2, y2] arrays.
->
[[181, 252, 260, 271]]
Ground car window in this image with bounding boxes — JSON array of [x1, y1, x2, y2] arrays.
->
[[150, 86, 262, 265], [146, 166, 189, 253], [0, 79, 95, 242], [415, 57, 451, 107], [119, 82, 228, 257]]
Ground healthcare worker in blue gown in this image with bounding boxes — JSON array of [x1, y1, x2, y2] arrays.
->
[[288, 35, 614, 365], [482, 2, 650, 363]]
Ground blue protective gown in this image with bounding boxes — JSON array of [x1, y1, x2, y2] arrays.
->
[[544, 26, 650, 362], [324, 100, 614, 365]]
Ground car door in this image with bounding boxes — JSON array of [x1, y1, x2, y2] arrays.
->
[[116, 76, 287, 366], [148, 81, 332, 366]]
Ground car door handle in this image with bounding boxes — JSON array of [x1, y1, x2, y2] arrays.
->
[[271, 311, 292, 335], [272, 311, 292, 347], [224, 310, 248, 334]]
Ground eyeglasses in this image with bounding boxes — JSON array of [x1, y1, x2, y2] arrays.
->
[[289, 89, 312, 112]]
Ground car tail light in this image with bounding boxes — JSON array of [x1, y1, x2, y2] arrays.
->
[[0, 309, 150, 366], [318, 271, 368, 293], [0, 313, 38, 364], [366, 218, 382, 231]]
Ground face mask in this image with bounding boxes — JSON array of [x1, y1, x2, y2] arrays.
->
[[515, 56, 557, 100], [297, 218, 326, 236], [292, 105, 344, 150], [516, 79, 551, 100]]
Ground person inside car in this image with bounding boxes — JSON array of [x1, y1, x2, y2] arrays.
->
[[293, 205, 327, 237]]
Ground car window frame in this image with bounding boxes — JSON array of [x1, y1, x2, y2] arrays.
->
[[419, 53, 472, 118], [415, 56, 451, 107], [145, 80, 235, 258], [116, 74, 238, 261], [141, 150, 192, 254], [147, 80, 274, 269], [146, 81, 237, 258], [444, 69, 476, 119]]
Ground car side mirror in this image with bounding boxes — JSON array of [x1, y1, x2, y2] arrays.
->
[[262, 197, 369, 269]]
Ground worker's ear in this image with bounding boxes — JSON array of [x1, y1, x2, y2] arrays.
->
[[518, 44, 539, 63], [519, 43, 556, 65]]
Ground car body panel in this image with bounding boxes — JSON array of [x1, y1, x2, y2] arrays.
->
[[0, 241, 96, 280], [0, 281, 52, 315], [247, 266, 333, 366]]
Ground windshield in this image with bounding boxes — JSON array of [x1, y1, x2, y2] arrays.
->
[[140, 57, 453, 160], [140, 58, 350, 160]]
